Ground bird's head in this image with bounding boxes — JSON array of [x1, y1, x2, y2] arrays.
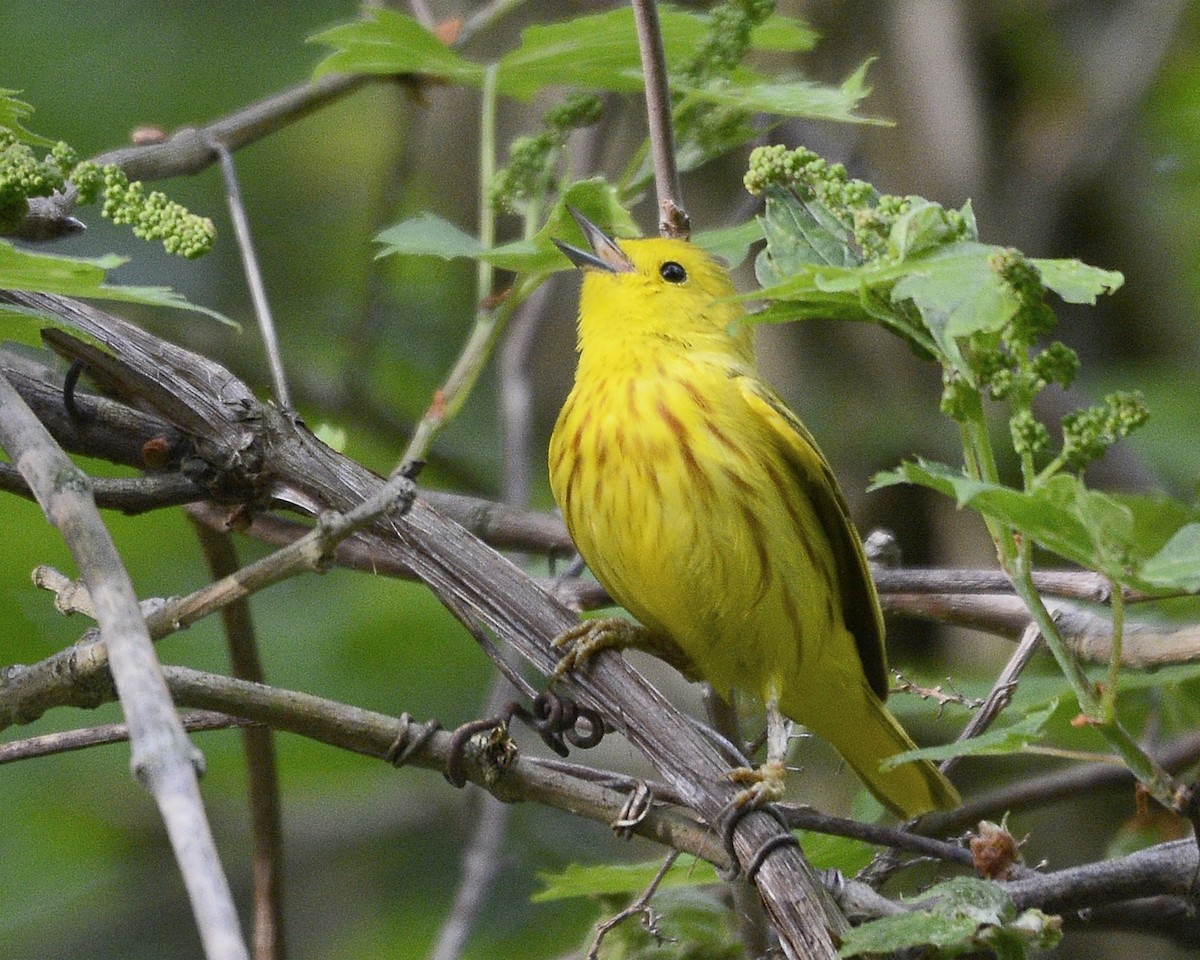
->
[[554, 208, 749, 356]]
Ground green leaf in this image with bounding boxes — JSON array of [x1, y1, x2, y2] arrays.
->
[[0, 89, 53, 146], [310, 9, 483, 85], [891, 242, 1020, 376], [839, 877, 1032, 958], [375, 213, 484, 261], [840, 909, 979, 957], [0, 240, 231, 324], [693, 219, 762, 269], [883, 700, 1058, 767], [1141, 523, 1200, 592], [749, 14, 819, 52], [495, 7, 708, 101], [872, 460, 1143, 582], [676, 64, 879, 125], [375, 180, 637, 275], [533, 856, 718, 902], [1032, 257, 1124, 304], [756, 183, 859, 284]]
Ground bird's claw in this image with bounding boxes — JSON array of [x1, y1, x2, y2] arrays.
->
[[551, 616, 642, 678], [727, 758, 787, 808], [721, 760, 797, 883]]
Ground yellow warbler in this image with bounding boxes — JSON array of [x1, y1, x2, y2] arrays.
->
[[549, 210, 959, 818]]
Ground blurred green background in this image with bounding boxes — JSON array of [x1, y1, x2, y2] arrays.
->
[[2, 1, 1199, 957]]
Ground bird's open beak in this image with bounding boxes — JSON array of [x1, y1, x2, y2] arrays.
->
[[553, 207, 635, 273]]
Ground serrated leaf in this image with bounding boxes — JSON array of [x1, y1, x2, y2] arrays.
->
[[0, 89, 53, 146], [375, 212, 484, 261], [676, 61, 879, 125], [758, 184, 859, 282], [310, 9, 483, 85], [1140, 523, 1200, 592], [495, 7, 709, 101], [891, 243, 1020, 377], [839, 877, 1018, 958], [839, 910, 978, 956], [871, 460, 1139, 582], [0, 240, 231, 324], [888, 200, 969, 261], [883, 700, 1058, 767], [375, 181, 637, 275], [1032, 257, 1124, 304], [533, 856, 718, 902]]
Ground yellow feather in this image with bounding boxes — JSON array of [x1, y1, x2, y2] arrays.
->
[[549, 228, 959, 817]]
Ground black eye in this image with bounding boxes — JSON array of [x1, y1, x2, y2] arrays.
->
[[660, 261, 687, 284]]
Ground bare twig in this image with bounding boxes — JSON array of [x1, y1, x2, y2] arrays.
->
[[630, 0, 689, 238], [0, 712, 250, 764], [16, 655, 1200, 932], [0, 371, 248, 960], [190, 517, 286, 960], [211, 142, 291, 409], [585, 851, 681, 960], [941, 622, 1044, 778], [915, 730, 1200, 838], [427, 676, 515, 960]]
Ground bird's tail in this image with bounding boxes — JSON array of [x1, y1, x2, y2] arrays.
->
[[792, 683, 960, 819]]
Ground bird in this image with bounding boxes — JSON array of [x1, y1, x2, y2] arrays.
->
[[547, 208, 960, 818]]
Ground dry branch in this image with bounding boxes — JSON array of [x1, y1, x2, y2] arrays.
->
[[0, 290, 843, 959]]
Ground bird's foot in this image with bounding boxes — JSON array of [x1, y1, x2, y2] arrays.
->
[[727, 758, 788, 809], [721, 760, 797, 882], [551, 616, 644, 678]]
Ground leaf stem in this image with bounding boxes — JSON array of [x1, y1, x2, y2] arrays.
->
[[476, 63, 499, 305], [1007, 557, 1178, 807]]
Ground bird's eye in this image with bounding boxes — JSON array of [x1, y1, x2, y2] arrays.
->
[[660, 261, 687, 284]]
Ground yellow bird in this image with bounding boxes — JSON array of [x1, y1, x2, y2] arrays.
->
[[549, 210, 959, 818]]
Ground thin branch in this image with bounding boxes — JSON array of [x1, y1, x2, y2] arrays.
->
[[0, 461, 207, 513], [0, 371, 248, 960], [162, 666, 731, 870], [0, 712, 250, 764], [585, 850, 681, 960], [211, 142, 291, 409], [1002, 838, 1200, 914], [18, 73, 370, 239], [427, 675, 515, 960], [915, 730, 1200, 838], [190, 516, 286, 960], [15, 655, 1200, 930], [630, 0, 689, 238], [940, 621, 1043, 778]]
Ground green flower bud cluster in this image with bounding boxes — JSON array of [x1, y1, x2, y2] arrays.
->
[[1, 127, 214, 257], [969, 252, 1079, 404], [0, 131, 76, 231], [1061, 392, 1149, 468], [96, 164, 215, 258], [744, 143, 829, 197], [681, 0, 776, 84], [747, 144, 968, 261], [1009, 408, 1050, 459], [490, 93, 603, 214]]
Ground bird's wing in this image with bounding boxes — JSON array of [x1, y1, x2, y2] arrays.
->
[[738, 376, 889, 700]]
